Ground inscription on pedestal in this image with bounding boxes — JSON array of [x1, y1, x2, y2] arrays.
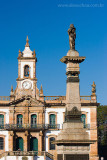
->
[[22, 157, 28, 160], [65, 154, 89, 160]]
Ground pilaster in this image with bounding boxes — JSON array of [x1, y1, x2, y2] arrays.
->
[[38, 131, 43, 152], [24, 131, 28, 151], [9, 131, 14, 151]]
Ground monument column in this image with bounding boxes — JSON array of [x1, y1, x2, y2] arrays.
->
[[60, 24, 85, 122], [55, 24, 96, 160]]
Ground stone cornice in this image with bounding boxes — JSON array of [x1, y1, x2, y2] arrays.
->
[[81, 103, 100, 106], [17, 57, 37, 61], [54, 139, 96, 144], [60, 56, 86, 64], [16, 78, 37, 81]]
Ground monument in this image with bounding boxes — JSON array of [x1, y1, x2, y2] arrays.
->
[[55, 24, 98, 160]]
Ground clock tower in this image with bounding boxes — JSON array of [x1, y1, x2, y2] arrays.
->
[[15, 36, 37, 99]]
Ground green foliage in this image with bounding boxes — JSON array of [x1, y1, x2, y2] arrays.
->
[[97, 105, 107, 146]]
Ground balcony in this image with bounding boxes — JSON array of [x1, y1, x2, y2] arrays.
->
[[47, 124, 60, 129], [0, 151, 54, 160], [0, 124, 60, 131], [0, 123, 90, 130]]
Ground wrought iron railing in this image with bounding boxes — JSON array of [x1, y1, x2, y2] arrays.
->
[[0, 123, 91, 130], [0, 124, 60, 130], [47, 124, 60, 129], [0, 151, 54, 160], [84, 124, 90, 129]]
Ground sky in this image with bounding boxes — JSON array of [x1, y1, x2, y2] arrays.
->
[[0, 0, 106, 105]]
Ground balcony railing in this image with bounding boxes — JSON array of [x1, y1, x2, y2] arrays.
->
[[0, 151, 54, 160], [80, 96, 91, 101], [84, 124, 90, 129], [44, 96, 66, 101], [0, 96, 10, 101], [0, 123, 91, 130], [0, 95, 91, 102], [0, 124, 60, 130], [43, 96, 91, 102], [47, 124, 60, 129]]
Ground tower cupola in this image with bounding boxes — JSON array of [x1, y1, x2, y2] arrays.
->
[[22, 36, 33, 58]]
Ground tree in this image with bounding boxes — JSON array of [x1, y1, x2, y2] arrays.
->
[[97, 105, 107, 159]]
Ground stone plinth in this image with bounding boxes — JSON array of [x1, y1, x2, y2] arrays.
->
[[56, 121, 89, 142]]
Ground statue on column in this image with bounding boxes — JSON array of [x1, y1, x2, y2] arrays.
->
[[68, 24, 76, 50]]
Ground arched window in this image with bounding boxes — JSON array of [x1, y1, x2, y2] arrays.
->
[[49, 137, 55, 150], [31, 114, 37, 127], [24, 65, 29, 77], [81, 114, 86, 128], [17, 114, 23, 126], [0, 114, 4, 129], [49, 114, 56, 129], [0, 137, 4, 150]]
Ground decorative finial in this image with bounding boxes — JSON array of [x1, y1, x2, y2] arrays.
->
[[18, 49, 22, 57], [40, 84, 43, 96], [91, 81, 96, 95], [11, 85, 13, 92], [68, 24, 76, 50], [33, 49, 36, 57], [10, 85, 14, 97], [25, 36, 30, 47]]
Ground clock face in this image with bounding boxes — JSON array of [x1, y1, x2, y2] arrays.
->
[[22, 81, 32, 89]]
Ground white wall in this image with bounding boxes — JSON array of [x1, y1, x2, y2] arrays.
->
[[0, 156, 48, 160], [6, 157, 16, 160], [0, 131, 9, 151], [45, 130, 60, 151], [81, 107, 90, 124], [45, 107, 65, 129], [0, 109, 9, 124], [0, 108, 9, 151], [45, 107, 91, 127]]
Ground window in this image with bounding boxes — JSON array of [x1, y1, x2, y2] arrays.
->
[[49, 114, 56, 129], [81, 114, 86, 128], [0, 137, 4, 150], [49, 137, 55, 150], [17, 114, 23, 126], [24, 65, 29, 77], [0, 114, 4, 129], [31, 114, 37, 127], [49, 114, 56, 125]]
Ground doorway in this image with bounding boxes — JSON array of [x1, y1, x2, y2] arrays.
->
[[30, 137, 38, 151], [16, 137, 23, 151]]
